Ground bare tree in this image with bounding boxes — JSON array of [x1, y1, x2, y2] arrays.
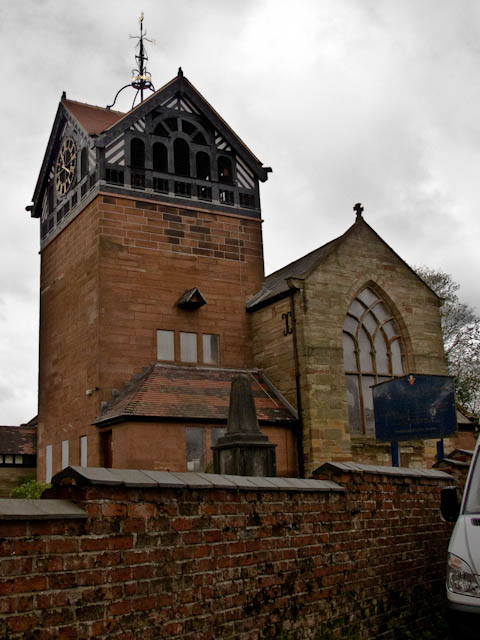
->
[[415, 266, 480, 415]]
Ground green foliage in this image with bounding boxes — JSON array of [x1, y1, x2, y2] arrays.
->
[[10, 479, 51, 499], [415, 265, 480, 416]]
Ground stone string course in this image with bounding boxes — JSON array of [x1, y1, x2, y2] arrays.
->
[[0, 465, 453, 639]]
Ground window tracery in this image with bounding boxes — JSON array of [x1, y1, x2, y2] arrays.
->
[[343, 287, 405, 435]]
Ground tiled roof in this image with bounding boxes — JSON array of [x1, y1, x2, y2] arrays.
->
[[94, 365, 297, 426], [0, 426, 37, 455], [63, 99, 124, 135], [246, 235, 344, 310]]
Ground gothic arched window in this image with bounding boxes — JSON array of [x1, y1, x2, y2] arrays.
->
[[80, 147, 88, 179], [218, 156, 233, 184], [130, 138, 145, 169], [343, 287, 405, 435], [174, 139, 190, 177], [196, 152, 210, 181], [153, 143, 168, 173]]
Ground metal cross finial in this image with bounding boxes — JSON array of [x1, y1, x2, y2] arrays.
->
[[107, 14, 156, 110], [353, 203, 364, 219]]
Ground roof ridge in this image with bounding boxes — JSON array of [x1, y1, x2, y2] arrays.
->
[[264, 235, 342, 282], [99, 364, 156, 415], [153, 363, 260, 374], [63, 98, 124, 116]]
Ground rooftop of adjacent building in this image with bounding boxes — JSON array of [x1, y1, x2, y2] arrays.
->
[[0, 424, 37, 455], [94, 363, 297, 427]]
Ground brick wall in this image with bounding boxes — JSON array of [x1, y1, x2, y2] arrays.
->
[[38, 192, 265, 480], [38, 196, 101, 481], [110, 421, 298, 477], [0, 466, 453, 639]]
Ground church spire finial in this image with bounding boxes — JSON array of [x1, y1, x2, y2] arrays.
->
[[107, 13, 156, 110], [353, 202, 364, 219]]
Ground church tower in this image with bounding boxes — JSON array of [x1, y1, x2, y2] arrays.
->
[[27, 25, 291, 482]]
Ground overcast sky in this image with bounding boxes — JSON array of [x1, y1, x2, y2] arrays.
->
[[1, 0, 480, 424]]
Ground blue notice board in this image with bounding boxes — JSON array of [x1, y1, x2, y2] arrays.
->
[[372, 374, 456, 442]]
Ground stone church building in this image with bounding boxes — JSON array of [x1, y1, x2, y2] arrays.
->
[[28, 67, 451, 482]]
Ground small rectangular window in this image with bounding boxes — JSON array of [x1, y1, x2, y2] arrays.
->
[[4, 455, 13, 465], [46, 445, 53, 483], [185, 427, 204, 472], [202, 334, 219, 365], [0, 455, 3, 464], [61, 440, 69, 470], [157, 330, 175, 361], [14, 455, 23, 465], [180, 332, 198, 363], [80, 436, 87, 467]]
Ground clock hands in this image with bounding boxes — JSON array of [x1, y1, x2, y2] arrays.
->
[[54, 137, 77, 196]]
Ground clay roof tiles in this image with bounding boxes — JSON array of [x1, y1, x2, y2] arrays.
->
[[0, 426, 37, 455], [62, 99, 124, 135], [94, 364, 297, 426]]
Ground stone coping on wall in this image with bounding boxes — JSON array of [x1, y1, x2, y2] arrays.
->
[[52, 465, 345, 492], [314, 460, 453, 479], [0, 499, 88, 520]]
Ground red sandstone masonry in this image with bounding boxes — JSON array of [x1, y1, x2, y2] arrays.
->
[[0, 470, 453, 640]]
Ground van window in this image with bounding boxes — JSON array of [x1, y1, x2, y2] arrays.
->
[[464, 448, 480, 514]]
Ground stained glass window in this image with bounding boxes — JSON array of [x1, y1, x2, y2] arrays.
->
[[343, 287, 405, 435]]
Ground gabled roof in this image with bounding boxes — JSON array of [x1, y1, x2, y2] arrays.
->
[[62, 99, 124, 134], [0, 426, 37, 455], [96, 70, 269, 181], [30, 70, 269, 218], [247, 231, 348, 311], [94, 364, 297, 427], [247, 216, 441, 311]]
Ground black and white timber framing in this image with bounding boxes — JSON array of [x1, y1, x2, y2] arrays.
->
[[29, 71, 271, 249]]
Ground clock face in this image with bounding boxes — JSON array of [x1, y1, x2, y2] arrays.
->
[[55, 137, 77, 196]]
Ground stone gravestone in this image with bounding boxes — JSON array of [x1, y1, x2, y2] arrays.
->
[[212, 373, 276, 477]]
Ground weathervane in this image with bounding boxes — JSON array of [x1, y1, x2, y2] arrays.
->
[[107, 12, 156, 110]]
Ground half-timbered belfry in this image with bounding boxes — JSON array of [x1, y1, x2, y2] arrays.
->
[[31, 66, 269, 246], [27, 18, 455, 481]]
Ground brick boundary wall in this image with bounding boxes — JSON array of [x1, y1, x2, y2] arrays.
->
[[0, 466, 454, 640]]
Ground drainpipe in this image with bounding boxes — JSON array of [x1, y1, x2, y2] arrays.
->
[[287, 279, 305, 478]]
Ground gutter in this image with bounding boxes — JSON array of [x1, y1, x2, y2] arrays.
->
[[287, 279, 305, 478]]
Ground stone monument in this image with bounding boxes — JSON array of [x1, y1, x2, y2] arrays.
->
[[212, 373, 276, 476]]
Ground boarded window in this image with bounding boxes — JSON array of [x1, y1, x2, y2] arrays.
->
[[157, 330, 175, 361], [61, 440, 69, 470], [203, 334, 219, 364], [80, 436, 87, 467], [46, 445, 53, 483], [180, 332, 197, 363]]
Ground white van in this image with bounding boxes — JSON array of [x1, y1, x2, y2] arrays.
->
[[441, 436, 480, 639]]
